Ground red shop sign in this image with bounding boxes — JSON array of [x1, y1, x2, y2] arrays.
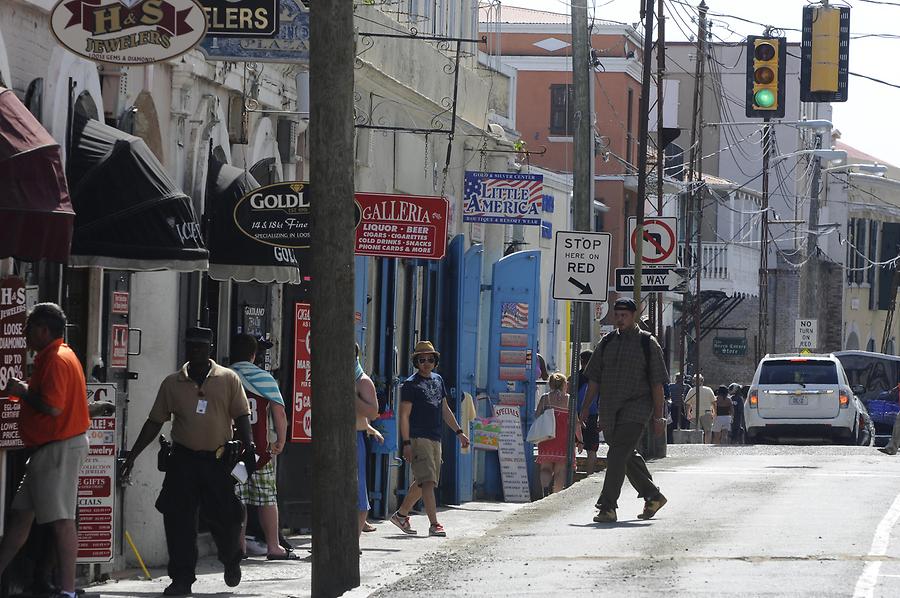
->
[[354, 193, 449, 260], [291, 302, 312, 443]]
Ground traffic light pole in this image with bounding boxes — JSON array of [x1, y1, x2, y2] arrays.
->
[[679, 1, 706, 429], [632, 0, 655, 306], [655, 0, 666, 341], [758, 120, 771, 359], [800, 133, 823, 322]]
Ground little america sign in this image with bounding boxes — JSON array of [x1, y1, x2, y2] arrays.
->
[[51, 0, 207, 65]]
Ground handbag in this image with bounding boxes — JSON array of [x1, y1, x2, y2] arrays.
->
[[526, 408, 556, 443]]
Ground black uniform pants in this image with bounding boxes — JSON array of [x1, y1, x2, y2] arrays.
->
[[597, 422, 660, 510], [155, 445, 244, 585]]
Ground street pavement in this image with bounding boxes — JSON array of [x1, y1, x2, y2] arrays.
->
[[94, 445, 900, 597]]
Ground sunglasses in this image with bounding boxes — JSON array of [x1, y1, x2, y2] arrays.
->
[[416, 356, 436, 364]]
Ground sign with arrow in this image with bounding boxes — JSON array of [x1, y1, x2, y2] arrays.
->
[[614, 267, 687, 292], [552, 231, 612, 302], [627, 216, 678, 266]]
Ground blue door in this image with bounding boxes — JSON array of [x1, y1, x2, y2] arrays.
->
[[482, 250, 541, 500], [354, 256, 369, 351], [440, 236, 482, 504]]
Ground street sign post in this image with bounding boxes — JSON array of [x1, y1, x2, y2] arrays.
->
[[615, 267, 687, 292], [552, 231, 612, 302], [627, 216, 678, 266]]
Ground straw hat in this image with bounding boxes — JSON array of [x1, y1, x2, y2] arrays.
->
[[411, 340, 440, 358]]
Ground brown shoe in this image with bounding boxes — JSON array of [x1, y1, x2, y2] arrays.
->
[[592, 508, 617, 523], [637, 494, 667, 520]]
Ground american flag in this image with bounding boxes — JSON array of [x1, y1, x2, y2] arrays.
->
[[463, 171, 543, 224], [500, 302, 529, 329]]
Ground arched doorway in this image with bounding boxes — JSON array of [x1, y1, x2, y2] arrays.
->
[[846, 331, 860, 350]]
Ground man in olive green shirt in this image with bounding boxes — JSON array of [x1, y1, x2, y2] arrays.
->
[[580, 298, 669, 523]]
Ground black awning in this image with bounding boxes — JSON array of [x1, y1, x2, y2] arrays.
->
[[0, 88, 73, 263], [66, 114, 208, 271], [205, 156, 304, 284]]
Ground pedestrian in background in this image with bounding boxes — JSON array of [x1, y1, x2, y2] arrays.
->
[[878, 383, 900, 455], [536, 372, 583, 494], [728, 383, 746, 445], [580, 298, 669, 523], [668, 373, 688, 437], [121, 327, 254, 597], [391, 341, 469, 537], [711, 385, 733, 445], [685, 374, 716, 442], [576, 350, 601, 475], [355, 344, 383, 540], [229, 335, 296, 561], [0, 303, 90, 598]]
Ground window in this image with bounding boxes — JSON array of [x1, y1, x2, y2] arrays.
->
[[759, 361, 838, 385], [549, 84, 574, 135], [541, 221, 553, 239], [626, 88, 634, 165], [542, 194, 555, 213]]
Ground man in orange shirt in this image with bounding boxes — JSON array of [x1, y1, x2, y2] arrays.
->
[[0, 303, 90, 598]]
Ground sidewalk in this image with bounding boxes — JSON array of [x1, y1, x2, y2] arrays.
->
[[91, 501, 526, 598]]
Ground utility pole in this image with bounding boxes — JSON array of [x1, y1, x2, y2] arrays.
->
[[680, 0, 706, 430], [565, 0, 592, 488], [800, 133, 823, 323], [310, 0, 359, 595], [758, 122, 771, 359], [632, 0, 655, 306], [655, 0, 666, 341]]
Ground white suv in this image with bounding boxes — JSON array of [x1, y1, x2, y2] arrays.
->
[[745, 353, 860, 444]]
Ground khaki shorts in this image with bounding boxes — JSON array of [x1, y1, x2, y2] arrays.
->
[[411, 438, 442, 486], [13, 433, 89, 524]]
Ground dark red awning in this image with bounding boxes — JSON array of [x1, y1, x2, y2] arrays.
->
[[0, 88, 73, 263]]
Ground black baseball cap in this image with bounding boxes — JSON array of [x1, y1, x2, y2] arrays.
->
[[613, 298, 637, 312]]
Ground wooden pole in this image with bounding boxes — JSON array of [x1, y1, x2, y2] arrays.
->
[[310, 0, 359, 594]]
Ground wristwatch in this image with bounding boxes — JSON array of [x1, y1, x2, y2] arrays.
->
[[455, 429, 463, 435], [401, 439, 412, 447]]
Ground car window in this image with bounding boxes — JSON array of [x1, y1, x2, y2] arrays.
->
[[758, 361, 838, 385]]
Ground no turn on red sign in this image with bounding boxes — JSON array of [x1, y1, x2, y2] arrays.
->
[[627, 216, 677, 266]]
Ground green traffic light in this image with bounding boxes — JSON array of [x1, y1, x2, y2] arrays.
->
[[754, 89, 775, 108]]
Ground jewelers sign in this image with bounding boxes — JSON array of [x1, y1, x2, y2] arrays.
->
[[463, 171, 543, 226], [50, 0, 208, 65], [354, 193, 449, 260]]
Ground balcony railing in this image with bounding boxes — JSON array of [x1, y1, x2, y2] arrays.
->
[[677, 241, 760, 297]]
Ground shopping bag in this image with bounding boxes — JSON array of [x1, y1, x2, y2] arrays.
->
[[526, 408, 556, 443]]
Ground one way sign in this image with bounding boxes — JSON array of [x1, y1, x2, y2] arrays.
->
[[615, 267, 688, 292], [553, 231, 612, 302]]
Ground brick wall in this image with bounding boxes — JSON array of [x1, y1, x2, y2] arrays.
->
[[0, 2, 53, 93]]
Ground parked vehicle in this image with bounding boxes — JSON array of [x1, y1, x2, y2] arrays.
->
[[745, 353, 861, 444], [833, 351, 900, 438]]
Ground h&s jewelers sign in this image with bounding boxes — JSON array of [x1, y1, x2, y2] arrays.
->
[[50, 0, 208, 65]]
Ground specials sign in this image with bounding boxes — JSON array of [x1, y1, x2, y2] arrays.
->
[[234, 181, 310, 249], [354, 193, 449, 260], [199, 0, 278, 37], [50, 0, 208, 65]]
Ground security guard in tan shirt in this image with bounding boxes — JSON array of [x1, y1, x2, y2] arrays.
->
[[121, 327, 253, 597]]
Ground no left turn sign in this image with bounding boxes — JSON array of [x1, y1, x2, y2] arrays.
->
[[628, 216, 677, 266]]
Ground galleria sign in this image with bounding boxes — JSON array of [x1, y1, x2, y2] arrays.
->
[[50, 0, 207, 65]]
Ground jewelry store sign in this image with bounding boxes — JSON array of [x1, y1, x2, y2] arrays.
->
[[50, 0, 208, 65], [199, 0, 278, 37]]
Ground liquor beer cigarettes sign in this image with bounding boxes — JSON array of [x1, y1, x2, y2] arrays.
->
[[354, 193, 449, 260], [51, 0, 208, 65]]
